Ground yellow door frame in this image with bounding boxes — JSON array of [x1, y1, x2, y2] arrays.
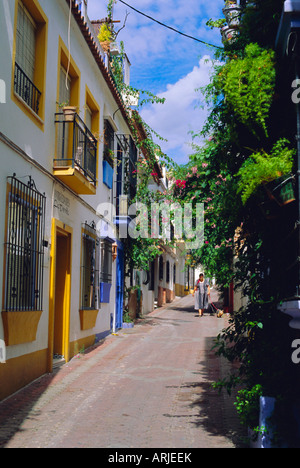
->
[[48, 219, 72, 373]]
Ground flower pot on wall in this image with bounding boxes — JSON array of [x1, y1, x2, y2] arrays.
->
[[122, 322, 134, 329], [63, 106, 77, 122], [221, 25, 239, 43], [222, 3, 242, 28], [100, 41, 111, 53]]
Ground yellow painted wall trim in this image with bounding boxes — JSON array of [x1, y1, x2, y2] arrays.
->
[[2, 310, 42, 346], [69, 335, 96, 358], [11, 0, 48, 130], [85, 85, 100, 187], [0, 348, 47, 402], [79, 310, 99, 331], [53, 167, 96, 195], [48, 219, 73, 373], [56, 36, 81, 113]]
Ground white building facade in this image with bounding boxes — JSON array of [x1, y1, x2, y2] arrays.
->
[[0, 0, 136, 400]]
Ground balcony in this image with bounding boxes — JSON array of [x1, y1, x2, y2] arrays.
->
[[54, 112, 97, 195], [14, 63, 41, 116]]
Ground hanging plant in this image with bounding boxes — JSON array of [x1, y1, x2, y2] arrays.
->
[[237, 139, 295, 205], [220, 43, 276, 137]]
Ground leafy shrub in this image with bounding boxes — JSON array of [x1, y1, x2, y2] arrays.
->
[[237, 139, 295, 204], [221, 43, 276, 137]]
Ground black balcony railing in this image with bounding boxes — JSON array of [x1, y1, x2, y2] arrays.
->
[[14, 62, 41, 115], [54, 112, 97, 186]]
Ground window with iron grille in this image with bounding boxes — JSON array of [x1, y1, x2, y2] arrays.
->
[[14, 2, 41, 115], [81, 223, 100, 310], [103, 119, 115, 167], [159, 256, 164, 281], [166, 261, 170, 284], [115, 134, 138, 214], [100, 239, 113, 284], [4, 175, 46, 311], [16, 2, 36, 82]]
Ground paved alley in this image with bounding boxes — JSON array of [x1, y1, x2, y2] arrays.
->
[[0, 291, 246, 449]]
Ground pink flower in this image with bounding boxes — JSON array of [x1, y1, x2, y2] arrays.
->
[[202, 163, 208, 168], [205, 241, 209, 244], [192, 166, 198, 174]]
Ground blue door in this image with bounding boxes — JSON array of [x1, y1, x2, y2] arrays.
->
[[115, 240, 124, 329]]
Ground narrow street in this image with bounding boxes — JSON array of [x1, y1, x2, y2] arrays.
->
[[0, 291, 246, 449]]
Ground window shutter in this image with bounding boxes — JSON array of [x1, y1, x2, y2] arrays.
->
[[16, 3, 36, 82]]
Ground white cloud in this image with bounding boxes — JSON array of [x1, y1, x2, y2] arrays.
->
[[86, 0, 224, 164], [140, 55, 215, 164]]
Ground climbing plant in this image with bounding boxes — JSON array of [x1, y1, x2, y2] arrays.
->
[[167, 0, 300, 442]]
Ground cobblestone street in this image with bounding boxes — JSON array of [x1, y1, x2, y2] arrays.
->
[[0, 292, 246, 449]]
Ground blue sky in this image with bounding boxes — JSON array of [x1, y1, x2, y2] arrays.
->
[[87, 0, 224, 165]]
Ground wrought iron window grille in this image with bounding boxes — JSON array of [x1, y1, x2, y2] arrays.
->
[[81, 222, 100, 310], [115, 134, 138, 214], [4, 174, 46, 312], [100, 239, 113, 284], [103, 119, 115, 167]]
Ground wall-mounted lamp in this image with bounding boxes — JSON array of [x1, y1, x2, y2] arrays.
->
[[112, 242, 118, 261]]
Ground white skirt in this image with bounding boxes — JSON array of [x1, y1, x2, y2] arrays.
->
[[194, 290, 208, 310]]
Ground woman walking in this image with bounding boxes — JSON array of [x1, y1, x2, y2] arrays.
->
[[193, 273, 210, 317]]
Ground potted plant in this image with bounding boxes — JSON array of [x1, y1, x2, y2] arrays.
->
[[237, 139, 295, 207], [221, 25, 239, 43], [57, 101, 77, 122], [222, 1, 242, 29], [122, 308, 134, 328], [98, 23, 112, 53]]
